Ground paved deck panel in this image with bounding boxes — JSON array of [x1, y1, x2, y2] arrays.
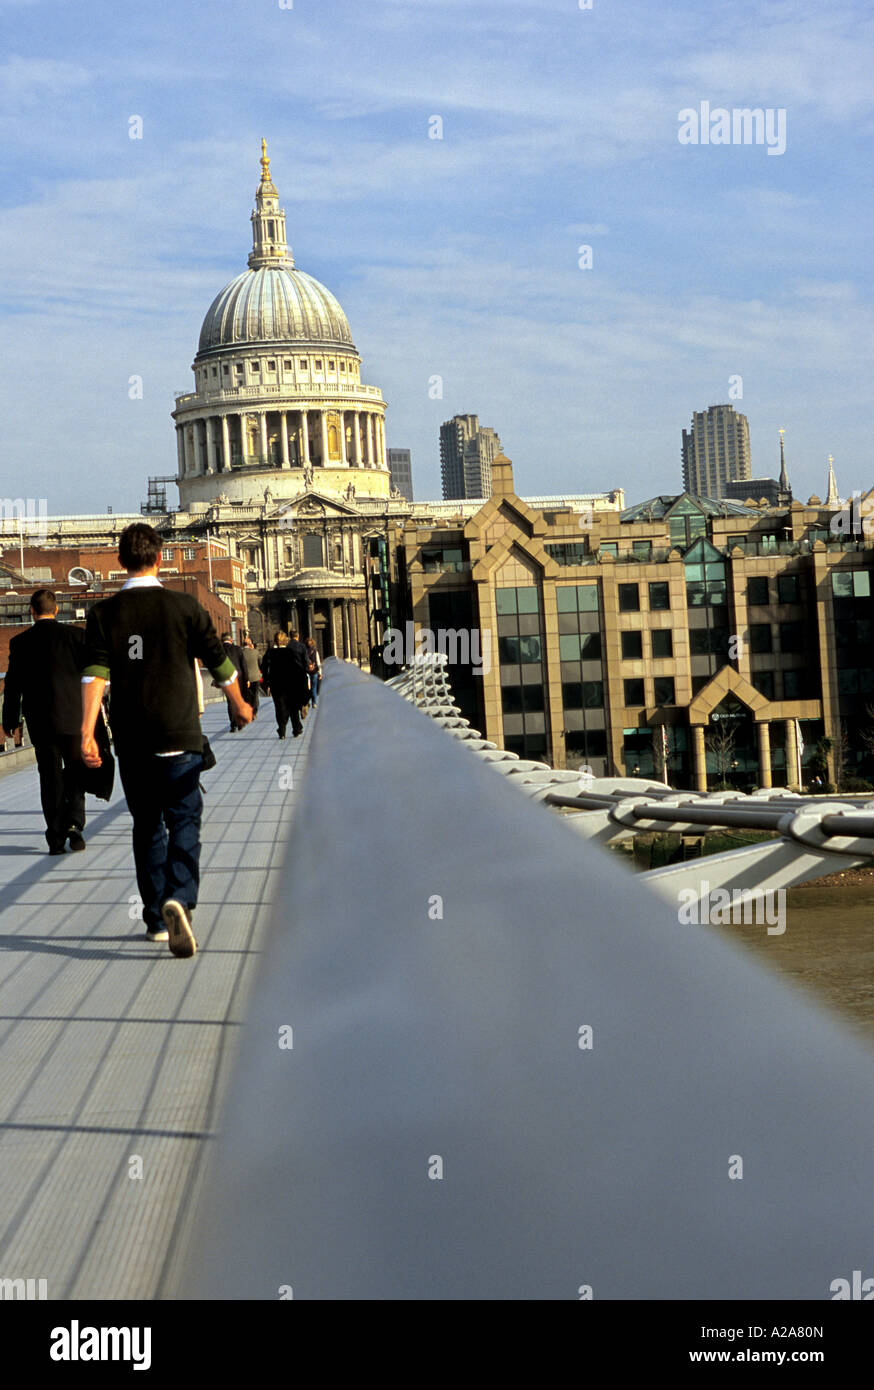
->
[[0, 700, 311, 1299]]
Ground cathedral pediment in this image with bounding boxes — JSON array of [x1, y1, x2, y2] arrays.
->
[[274, 491, 359, 522]]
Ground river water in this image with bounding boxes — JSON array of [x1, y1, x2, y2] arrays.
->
[[710, 879, 874, 1049]]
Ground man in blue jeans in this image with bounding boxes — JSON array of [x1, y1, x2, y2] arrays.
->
[[80, 523, 253, 957]]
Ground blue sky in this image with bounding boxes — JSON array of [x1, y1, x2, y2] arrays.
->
[[0, 0, 871, 512]]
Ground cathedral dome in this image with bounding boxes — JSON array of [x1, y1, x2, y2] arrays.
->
[[198, 266, 356, 355]]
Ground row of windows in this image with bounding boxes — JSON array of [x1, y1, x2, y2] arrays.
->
[[748, 622, 808, 654], [200, 357, 359, 386], [621, 629, 674, 660], [748, 574, 801, 606], [162, 548, 197, 562], [617, 582, 671, 612], [832, 570, 872, 598], [751, 668, 818, 700], [624, 677, 675, 707]]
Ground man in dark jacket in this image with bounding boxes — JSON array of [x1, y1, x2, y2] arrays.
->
[[1, 589, 87, 854], [221, 631, 248, 730], [81, 524, 253, 957]]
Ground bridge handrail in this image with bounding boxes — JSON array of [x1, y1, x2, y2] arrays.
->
[[183, 656, 874, 1299]]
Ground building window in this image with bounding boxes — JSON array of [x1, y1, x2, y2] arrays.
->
[[235, 363, 244, 374], [161, 548, 174, 562], [779, 622, 805, 653], [653, 676, 675, 705], [556, 584, 599, 612], [631, 540, 652, 560], [624, 678, 645, 706], [314, 360, 322, 370], [648, 581, 670, 610], [328, 360, 335, 370], [652, 629, 673, 658], [621, 630, 643, 660], [340, 361, 345, 372], [267, 360, 276, 371], [750, 624, 773, 653], [777, 574, 799, 604], [618, 583, 640, 612], [223, 365, 230, 375], [302, 534, 324, 568], [599, 542, 618, 557], [300, 359, 308, 369], [284, 359, 293, 369], [546, 543, 587, 567], [752, 671, 775, 699], [183, 547, 196, 560], [211, 367, 217, 378], [250, 361, 260, 371], [747, 577, 769, 606], [832, 570, 871, 598]]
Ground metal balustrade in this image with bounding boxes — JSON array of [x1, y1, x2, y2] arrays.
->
[[185, 656, 874, 1299]]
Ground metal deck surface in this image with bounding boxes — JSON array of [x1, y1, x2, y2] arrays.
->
[[0, 699, 311, 1299]]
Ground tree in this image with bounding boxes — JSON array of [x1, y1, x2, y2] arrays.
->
[[704, 719, 738, 787]]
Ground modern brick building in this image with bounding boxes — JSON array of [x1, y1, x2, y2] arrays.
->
[[387, 456, 874, 791]]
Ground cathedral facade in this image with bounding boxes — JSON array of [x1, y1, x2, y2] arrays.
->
[[169, 141, 409, 657]]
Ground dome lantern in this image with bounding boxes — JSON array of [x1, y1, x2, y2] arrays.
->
[[249, 138, 294, 270]]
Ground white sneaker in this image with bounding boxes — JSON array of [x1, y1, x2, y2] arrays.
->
[[145, 927, 169, 943], [161, 900, 197, 958]]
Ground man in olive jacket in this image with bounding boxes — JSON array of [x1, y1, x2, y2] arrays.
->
[[81, 523, 252, 958]]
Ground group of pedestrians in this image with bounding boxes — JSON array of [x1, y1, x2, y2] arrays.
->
[[220, 628, 321, 740], [0, 521, 320, 961]]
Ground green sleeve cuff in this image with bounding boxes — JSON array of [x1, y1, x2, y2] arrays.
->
[[209, 656, 236, 684], [82, 664, 110, 680]]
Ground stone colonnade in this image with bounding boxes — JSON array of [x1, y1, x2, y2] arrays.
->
[[690, 718, 801, 792], [178, 408, 387, 476], [279, 596, 362, 661]]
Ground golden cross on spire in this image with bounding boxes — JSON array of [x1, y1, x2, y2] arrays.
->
[[260, 137, 270, 182], [778, 427, 785, 439], [828, 453, 834, 466]]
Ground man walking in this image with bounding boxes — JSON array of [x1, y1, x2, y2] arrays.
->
[[81, 523, 252, 958], [1, 589, 87, 854], [220, 631, 248, 731], [240, 634, 261, 717]]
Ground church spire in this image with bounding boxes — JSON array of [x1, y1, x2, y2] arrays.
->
[[778, 428, 789, 492], [825, 453, 840, 508], [249, 138, 293, 270]]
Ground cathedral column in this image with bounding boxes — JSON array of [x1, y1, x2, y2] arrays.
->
[[205, 417, 215, 474], [307, 599, 316, 640], [259, 412, 269, 465], [353, 411, 362, 466], [341, 600, 351, 658], [320, 412, 329, 467], [238, 413, 247, 464], [221, 415, 231, 472], [366, 414, 374, 467], [183, 426, 194, 476], [692, 725, 707, 793], [176, 428, 185, 479], [339, 412, 347, 466], [300, 410, 310, 465], [377, 417, 386, 466], [280, 411, 289, 468], [756, 721, 772, 790]]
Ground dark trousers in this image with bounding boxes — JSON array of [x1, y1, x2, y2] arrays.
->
[[272, 693, 302, 738], [119, 752, 203, 931], [245, 683, 260, 715], [34, 735, 85, 851]]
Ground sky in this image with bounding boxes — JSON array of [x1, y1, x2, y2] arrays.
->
[[0, 0, 872, 514]]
